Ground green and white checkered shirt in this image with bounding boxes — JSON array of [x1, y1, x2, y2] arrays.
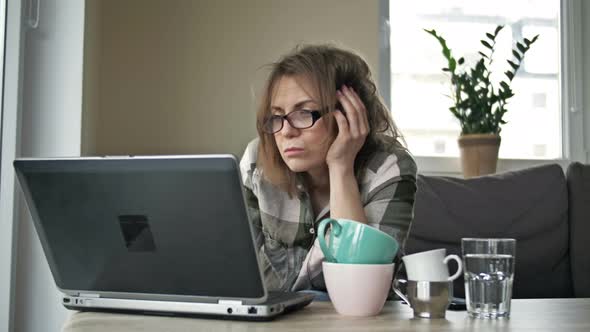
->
[[239, 136, 417, 291]]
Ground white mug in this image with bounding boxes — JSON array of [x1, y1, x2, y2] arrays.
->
[[402, 248, 462, 281], [323, 262, 394, 317]]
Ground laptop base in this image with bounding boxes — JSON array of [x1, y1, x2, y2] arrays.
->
[[63, 292, 315, 321]]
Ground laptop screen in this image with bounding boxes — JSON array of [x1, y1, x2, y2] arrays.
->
[[14, 156, 265, 300]]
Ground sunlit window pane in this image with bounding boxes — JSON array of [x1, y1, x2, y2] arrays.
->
[[389, 0, 561, 159]]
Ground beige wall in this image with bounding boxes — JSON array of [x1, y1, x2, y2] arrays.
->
[[84, 0, 381, 157]]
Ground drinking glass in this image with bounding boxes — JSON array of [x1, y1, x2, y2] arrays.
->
[[461, 238, 516, 319]]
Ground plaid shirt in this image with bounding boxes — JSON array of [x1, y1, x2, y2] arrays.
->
[[239, 136, 417, 291]]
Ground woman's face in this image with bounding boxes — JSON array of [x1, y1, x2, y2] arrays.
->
[[270, 75, 333, 174]]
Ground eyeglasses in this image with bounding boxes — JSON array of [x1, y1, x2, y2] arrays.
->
[[262, 110, 322, 134]]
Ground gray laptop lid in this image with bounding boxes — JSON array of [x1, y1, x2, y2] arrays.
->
[[13, 155, 266, 302]]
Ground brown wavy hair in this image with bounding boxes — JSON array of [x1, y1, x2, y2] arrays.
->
[[256, 44, 406, 196]]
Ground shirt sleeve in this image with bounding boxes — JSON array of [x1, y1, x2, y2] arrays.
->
[[362, 149, 417, 251]]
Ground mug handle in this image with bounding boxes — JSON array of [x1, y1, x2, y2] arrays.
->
[[443, 254, 463, 281], [391, 259, 411, 307], [392, 278, 411, 307], [317, 218, 341, 263]]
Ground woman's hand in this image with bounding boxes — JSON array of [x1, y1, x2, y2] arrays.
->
[[325, 85, 369, 173]]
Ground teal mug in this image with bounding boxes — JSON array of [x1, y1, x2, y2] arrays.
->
[[317, 218, 399, 264]]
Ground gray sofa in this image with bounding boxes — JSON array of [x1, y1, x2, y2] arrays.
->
[[405, 162, 590, 299]]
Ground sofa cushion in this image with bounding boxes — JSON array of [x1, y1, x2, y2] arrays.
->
[[567, 162, 590, 297], [406, 164, 572, 298]]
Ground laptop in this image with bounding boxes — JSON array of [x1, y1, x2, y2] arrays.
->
[[13, 155, 314, 320]]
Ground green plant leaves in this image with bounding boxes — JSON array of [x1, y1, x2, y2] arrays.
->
[[425, 24, 538, 135], [494, 25, 504, 36], [424, 28, 458, 74], [512, 50, 522, 61], [449, 58, 457, 72], [525, 35, 539, 46], [443, 47, 451, 58], [481, 40, 493, 49], [507, 60, 519, 71]]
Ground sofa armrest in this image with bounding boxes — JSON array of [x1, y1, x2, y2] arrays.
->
[[567, 162, 590, 297]]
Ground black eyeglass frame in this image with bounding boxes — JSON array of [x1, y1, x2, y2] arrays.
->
[[262, 110, 322, 134]]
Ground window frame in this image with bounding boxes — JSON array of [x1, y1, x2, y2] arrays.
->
[[0, 0, 21, 331], [380, 0, 586, 175]]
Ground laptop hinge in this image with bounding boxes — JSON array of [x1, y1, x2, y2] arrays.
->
[[218, 300, 242, 305], [78, 293, 100, 298]]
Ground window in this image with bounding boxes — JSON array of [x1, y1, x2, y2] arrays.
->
[[388, 0, 562, 161]]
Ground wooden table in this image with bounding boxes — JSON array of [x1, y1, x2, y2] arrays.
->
[[63, 298, 590, 331]]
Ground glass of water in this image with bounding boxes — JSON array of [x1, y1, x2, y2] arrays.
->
[[461, 238, 516, 319]]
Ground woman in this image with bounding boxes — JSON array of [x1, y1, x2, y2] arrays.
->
[[240, 44, 417, 292]]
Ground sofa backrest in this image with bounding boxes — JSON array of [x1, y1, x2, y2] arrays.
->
[[567, 162, 590, 297], [406, 164, 573, 298]]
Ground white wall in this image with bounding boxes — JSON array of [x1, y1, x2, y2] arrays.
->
[[14, 1, 85, 332], [87, 0, 380, 157]]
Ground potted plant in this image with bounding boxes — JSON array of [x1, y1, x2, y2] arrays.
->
[[425, 25, 539, 178]]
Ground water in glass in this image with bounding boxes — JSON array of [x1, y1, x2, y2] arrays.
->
[[464, 253, 514, 318]]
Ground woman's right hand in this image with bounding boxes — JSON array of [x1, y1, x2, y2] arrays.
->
[[325, 85, 369, 173]]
